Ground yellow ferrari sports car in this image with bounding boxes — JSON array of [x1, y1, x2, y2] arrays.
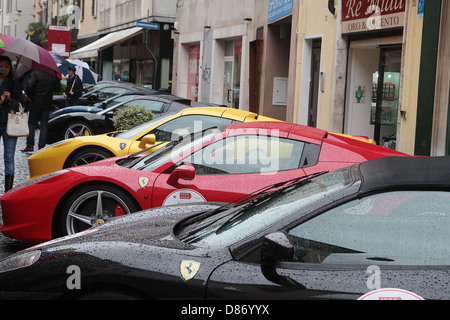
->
[[28, 107, 279, 180]]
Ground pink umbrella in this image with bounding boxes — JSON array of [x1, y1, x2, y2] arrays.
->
[[0, 34, 17, 48], [0, 35, 60, 78]]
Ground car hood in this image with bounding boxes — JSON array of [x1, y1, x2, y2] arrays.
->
[[49, 106, 102, 119], [30, 203, 223, 252], [61, 106, 102, 113]]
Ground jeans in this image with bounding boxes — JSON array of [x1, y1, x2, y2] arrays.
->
[[0, 125, 17, 176], [26, 106, 50, 150]]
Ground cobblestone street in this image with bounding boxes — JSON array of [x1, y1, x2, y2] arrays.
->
[[0, 133, 38, 258]]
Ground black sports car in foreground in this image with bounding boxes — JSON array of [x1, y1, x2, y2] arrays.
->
[[0, 156, 448, 300]]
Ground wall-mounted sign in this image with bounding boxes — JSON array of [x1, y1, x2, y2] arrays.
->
[[268, 0, 293, 23], [136, 21, 160, 30], [417, 0, 425, 20], [48, 25, 71, 57], [342, 0, 406, 34]]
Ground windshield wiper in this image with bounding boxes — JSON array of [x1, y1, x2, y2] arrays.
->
[[176, 171, 328, 239], [214, 171, 328, 234]]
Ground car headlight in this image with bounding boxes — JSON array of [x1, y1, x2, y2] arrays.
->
[[9, 170, 70, 193], [0, 250, 41, 273]]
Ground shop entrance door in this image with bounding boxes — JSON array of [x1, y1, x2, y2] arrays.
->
[[223, 58, 234, 107], [308, 40, 321, 128], [373, 47, 402, 147]]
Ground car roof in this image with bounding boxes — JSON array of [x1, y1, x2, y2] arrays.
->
[[93, 83, 158, 94], [358, 156, 450, 194], [155, 94, 192, 103], [224, 121, 328, 144], [179, 106, 260, 121]]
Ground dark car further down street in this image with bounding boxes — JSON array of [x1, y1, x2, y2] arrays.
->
[[0, 156, 448, 300], [48, 92, 158, 120], [51, 81, 158, 112], [46, 94, 197, 144]]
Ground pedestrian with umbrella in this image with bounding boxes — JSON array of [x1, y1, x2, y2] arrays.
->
[[0, 55, 27, 192], [0, 35, 62, 154], [0, 35, 60, 79], [63, 65, 83, 107]]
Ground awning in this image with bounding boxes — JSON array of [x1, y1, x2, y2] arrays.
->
[[70, 27, 143, 59]]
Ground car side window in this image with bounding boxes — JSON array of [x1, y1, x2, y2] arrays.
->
[[287, 191, 450, 266], [124, 100, 165, 115], [97, 87, 129, 99], [151, 115, 233, 142], [179, 135, 305, 175]]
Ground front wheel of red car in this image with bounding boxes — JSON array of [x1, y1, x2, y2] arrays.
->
[[58, 184, 140, 237]]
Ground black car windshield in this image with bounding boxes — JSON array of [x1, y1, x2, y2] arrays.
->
[[176, 168, 353, 248], [128, 129, 221, 172], [92, 94, 137, 111], [114, 113, 176, 140]]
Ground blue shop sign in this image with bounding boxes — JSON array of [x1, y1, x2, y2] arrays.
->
[[268, 0, 293, 23]]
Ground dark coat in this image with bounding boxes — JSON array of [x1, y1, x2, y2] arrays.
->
[[0, 77, 26, 125], [25, 70, 61, 110], [64, 74, 83, 99]]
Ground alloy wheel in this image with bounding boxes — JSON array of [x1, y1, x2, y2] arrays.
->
[[65, 189, 132, 235]]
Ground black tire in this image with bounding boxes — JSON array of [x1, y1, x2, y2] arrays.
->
[[65, 148, 114, 168], [64, 121, 94, 140], [59, 184, 140, 237]]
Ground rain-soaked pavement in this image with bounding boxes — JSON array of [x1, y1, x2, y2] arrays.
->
[[0, 134, 37, 259]]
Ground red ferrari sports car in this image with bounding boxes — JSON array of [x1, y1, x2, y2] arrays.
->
[[1, 122, 409, 243]]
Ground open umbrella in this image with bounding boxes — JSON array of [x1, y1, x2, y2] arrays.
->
[[49, 51, 72, 68], [0, 35, 60, 79], [57, 58, 99, 85], [0, 34, 18, 49]]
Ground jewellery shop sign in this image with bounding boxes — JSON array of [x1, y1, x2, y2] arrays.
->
[[342, 0, 406, 35]]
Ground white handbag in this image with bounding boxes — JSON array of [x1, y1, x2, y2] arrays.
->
[[6, 103, 29, 137]]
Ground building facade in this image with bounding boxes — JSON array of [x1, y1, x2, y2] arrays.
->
[[291, 0, 449, 156], [293, 0, 412, 150], [172, 0, 298, 122], [28, 0, 450, 156], [0, 0, 34, 39], [172, 0, 255, 107], [50, 0, 176, 89]]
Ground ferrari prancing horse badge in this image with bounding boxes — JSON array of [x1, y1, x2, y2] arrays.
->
[[180, 260, 201, 281], [138, 177, 149, 188]]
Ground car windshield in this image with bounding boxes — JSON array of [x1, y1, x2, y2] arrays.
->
[[92, 95, 140, 110], [114, 113, 176, 139], [127, 129, 221, 172], [176, 167, 354, 248], [85, 83, 110, 93]]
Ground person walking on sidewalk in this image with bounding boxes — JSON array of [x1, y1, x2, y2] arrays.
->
[[0, 56, 26, 192], [21, 69, 61, 152], [63, 66, 83, 107]]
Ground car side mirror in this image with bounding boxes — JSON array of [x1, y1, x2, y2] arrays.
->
[[105, 110, 114, 119], [138, 134, 156, 149], [167, 164, 196, 186], [261, 232, 305, 289]]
